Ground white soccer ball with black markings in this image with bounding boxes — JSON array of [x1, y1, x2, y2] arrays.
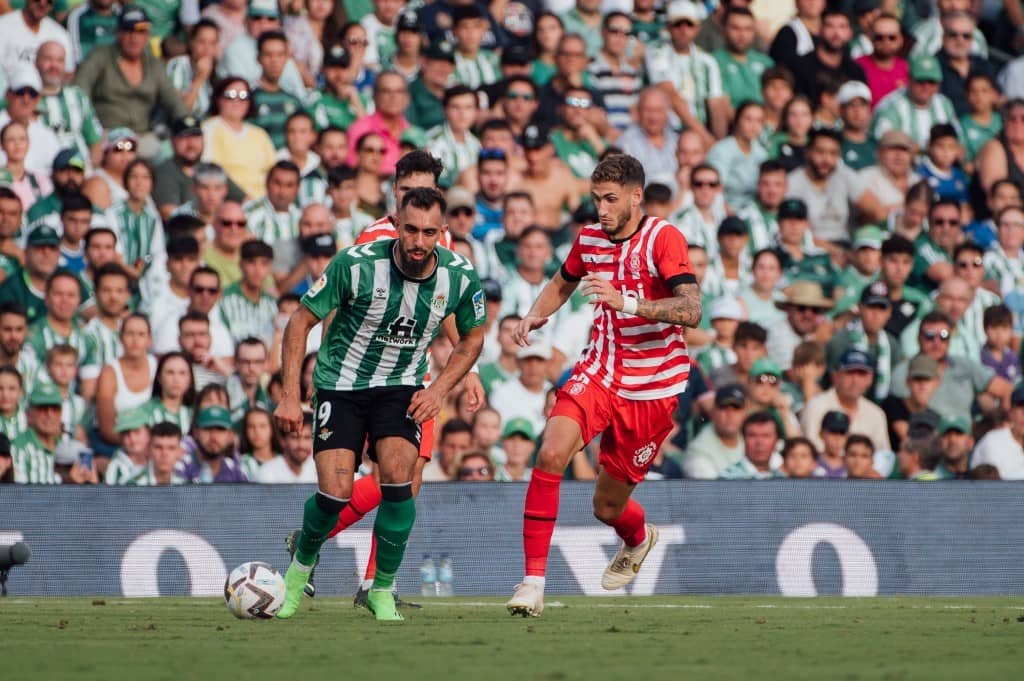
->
[[224, 562, 286, 620]]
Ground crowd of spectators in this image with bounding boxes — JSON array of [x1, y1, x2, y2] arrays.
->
[[2, 0, 1024, 486]]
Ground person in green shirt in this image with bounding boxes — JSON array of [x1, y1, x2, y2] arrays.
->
[[406, 40, 455, 132], [773, 198, 839, 297], [960, 72, 1002, 163], [550, 86, 606, 179], [910, 198, 961, 291], [837, 225, 885, 298], [250, 30, 305, 149], [11, 383, 69, 484], [838, 80, 877, 170], [934, 415, 973, 479], [67, 0, 120, 64], [26, 148, 87, 225], [310, 45, 369, 132], [0, 225, 62, 325], [713, 7, 774, 108]]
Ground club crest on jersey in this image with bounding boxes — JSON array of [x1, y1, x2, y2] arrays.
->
[[567, 381, 586, 396], [374, 286, 387, 299], [318, 427, 333, 442], [432, 293, 448, 311], [628, 253, 642, 274], [632, 442, 656, 467], [308, 273, 327, 297], [472, 289, 485, 320]]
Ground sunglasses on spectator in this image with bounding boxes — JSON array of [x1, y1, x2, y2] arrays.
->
[[360, 145, 386, 154], [793, 305, 823, 314], [448, 207, 474, 217], [955, 257, 983, 268], [347, 38, 369, 47], [479, 148, 506, 161], [191, 285, 220, 295], [459, 466, 490, 477], [944, 31, 971, 40], [692, 179, 720, 188], [565, 96, 592, 109], [506, 91, 536, 101], [921, 329, 951, 342], [219, 219, 247, 228], [221, 89, 250, 101], [931, 218, 960, 226], [752, 374, 779, 386], [10, 87, 39, 98], [873, 33, 899, 42], [670, 20, 696, 29], [605, 25, 632, 35], [112, 140, 136, 152]]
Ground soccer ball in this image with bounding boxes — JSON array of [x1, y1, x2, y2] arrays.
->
[[224, 562, 286, 620]]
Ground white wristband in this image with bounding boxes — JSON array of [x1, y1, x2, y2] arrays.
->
[[621, 296, 638, 315]]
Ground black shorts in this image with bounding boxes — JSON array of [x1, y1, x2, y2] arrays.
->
[[312, 386, 422, 459]]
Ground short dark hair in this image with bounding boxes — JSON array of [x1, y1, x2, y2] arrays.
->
[[395, 150, 443, 184], [844, 433, 874, 453], [503, 190, 533, 209], [928, 197, 961, 218], [822, 7, 851, 24], [591, 153, 645, 188], [268, 160, 301, 181], [602, 11, 630, 28], [0, 301, 26, 320], [257, 29, 288, 54], [734, 321, 768, 346], [440, 418, 472, 440], [84, 226, 117, 248], [724, 6, 755, 22], [60, 192, 92, 215], [952, 241, 983, 261], [983, 303, 1013, 329], [166, 234, 201, 260], [742, 411, 779, 437], [400, 186, 447, 215], [165, 215, 206, 240], [443, 84, 477, 108], [241, 239, 274, 261], [93, 262, 131, 291], [327, 164, 357, 187], [752, 248, 782, 269], [808, 127, 843, 147], [920, 310, 953, 330], [0, 186, 21, 204], [317, 126, 346, 147], [502, 75, 537, 98], [782, 436, 818, 460], [643, 183, 672, 204], [285, 110, 315, 132], [518, 225, 550, 245], [761, 65, 795, 89], [881, 235, 915, 257], [46, 269, 80, 294], [189, 266, 220, 288], [479, 118, 514, 137], [759, 159, 787, 176], [235, 336, 267, 361], [179, 310, 210, 329], [151, 421, 183, 439]]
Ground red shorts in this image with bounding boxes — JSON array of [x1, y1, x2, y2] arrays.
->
[[550, 374, 677, 484], [418, 416, 435, 460]]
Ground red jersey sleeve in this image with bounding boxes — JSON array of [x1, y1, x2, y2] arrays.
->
[[559, 232, 587, 282], [653, 223, 696, 289]]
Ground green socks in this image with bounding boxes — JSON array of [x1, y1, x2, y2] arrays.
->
[[295, 492, 347, 567], [371, 486, 416, 591]]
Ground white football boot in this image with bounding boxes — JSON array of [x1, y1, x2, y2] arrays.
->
[[601, 523, 659, 590], [506, 580, 545, 617]]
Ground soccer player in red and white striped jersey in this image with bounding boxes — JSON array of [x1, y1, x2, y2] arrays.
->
[[506, 154, 702, 617]]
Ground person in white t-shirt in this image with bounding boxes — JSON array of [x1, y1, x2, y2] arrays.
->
[[0, 0, 74, 80], [0, 64, 61, 175], [489, 341, 553, 437], [971, 385, 1024, 480], [258, 411, 317, 483]]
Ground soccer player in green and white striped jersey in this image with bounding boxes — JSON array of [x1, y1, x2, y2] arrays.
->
[[36, 41, 105, 167], [275, 187, 486, 621], [11, 384, 65, 484], [220, 240, 278, 345], [426, 85, 482, 189], [871, 56, 961, 150]]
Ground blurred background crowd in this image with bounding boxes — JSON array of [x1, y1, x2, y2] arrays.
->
[[1, 0, 1024, 485]]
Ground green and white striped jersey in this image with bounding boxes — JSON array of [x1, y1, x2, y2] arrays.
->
[[736, 202, 779, 255], [244, 197, 302, 246], [871, 90, 960, 150], [38, 85, 104, 167], [124, 463, 188, 486], [104, 449, 146, 485], [147, 399, 192, 434], [11, 430, 60, 484], [226, 375, 272, 429], [166, 55, 212, 118], [61, 392, 87, 438], [983, 244, 1024, 296], [240, 454, 265, 481], [219, 282, 277, 345], [14, 347, 41, 395], [453, 50, 501, 90], [25, 318, 89, 368], [80, 317, 123, 381], [426, 124, 481, 189], [299, 170, 327, 207], [0, 407, 27, 442], [644, 42, 724, 126], [66, 4, 119, 64], [107, 200, 165, 274], [302, 240, 486, 391]]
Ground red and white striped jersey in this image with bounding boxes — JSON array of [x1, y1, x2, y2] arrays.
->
[[355, 215, 454, 249], [561, 216, 696, 400]]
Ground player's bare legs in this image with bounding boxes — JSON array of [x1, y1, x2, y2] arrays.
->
[[364, 436, 419, 621], [594, 469, 658, 590], [278, 447, 357, 619], [507, 416, 582, 617]]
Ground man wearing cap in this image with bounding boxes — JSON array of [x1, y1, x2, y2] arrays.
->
[[178, 405, 248, 483], [933, 415, 973, 479], [870, 55, 960, 150], [910, 0, 988, 60], [837, 226, 886, 295], [407, 41, 457, 131], [74, 6, 188, 156], [220, 240, 277, 345], [289, 230, 337, 298], [0, 224, 62, 324], [815, 410, 851, 478], [838, 81, 877, 171], [645, 0, 730, 145], [771, 198, 838, 295], [519, 124, 583, 230], [444, 186, 479, 246], [767, 281, 833, 372], [155, 121, 245, 220], [787, 128, 886, 242], [103, 406, 152, 485], [860, 130, 922, 211], [258, 410, 317, 483], [791, 8, 866, 104], [495, 417, 535, 482], [0, 63, 61, 175], [746, 356, 801, 437], [10, 383, 65, 484], [712, 7, 774, 109], [35, 41, 105, 171], [895, 436, 938, 480], [25, 149, 87, 226], [310, 47, 368, 131], [854, 12, 907, 105], [490, 340, 553, 439], [826, 280, 900, 403], [550, 86, 609, 180], [0, 0, 74, 80], [681, 384, 747, 479], [427, 85, 483, 189], [219, 0, 307, 101], [801, 348, 891, 453]]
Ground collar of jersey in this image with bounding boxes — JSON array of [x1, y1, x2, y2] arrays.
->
[[608, 214, 649, 244]]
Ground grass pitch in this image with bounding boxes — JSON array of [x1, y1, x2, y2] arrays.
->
[[4, 596, 1024, 681]]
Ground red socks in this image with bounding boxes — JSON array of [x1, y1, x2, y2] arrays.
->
[[610, 498, 647, 547], [523, 468, 563, 577], [328, 475, 383, 538]]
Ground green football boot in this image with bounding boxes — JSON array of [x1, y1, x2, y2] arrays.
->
[[365, 589, 405, 622], [276, 563, 312, 619]]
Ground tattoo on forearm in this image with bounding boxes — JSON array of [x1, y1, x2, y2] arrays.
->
[[635, 283, 703, 327]]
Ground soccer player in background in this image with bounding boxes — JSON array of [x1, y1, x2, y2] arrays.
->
[[506, 154, 702, 617], [285, 150, 484, 607], [275, 187, 486, 621]]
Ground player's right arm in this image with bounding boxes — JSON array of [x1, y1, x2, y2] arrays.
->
[[513, 269, 580, 346]]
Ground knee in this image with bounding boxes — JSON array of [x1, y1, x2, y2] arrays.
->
[[592, 497, 625, 525], [535, 443, 566, 474]]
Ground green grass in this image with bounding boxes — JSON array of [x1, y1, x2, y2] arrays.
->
[[4, 596, 1024, 680]]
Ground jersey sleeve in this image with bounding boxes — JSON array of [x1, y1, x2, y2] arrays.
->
[[453, 270, 488, 336], [559, 234, 587, 282], [653, 225, 696, 289], [300, 253, 349, 320]]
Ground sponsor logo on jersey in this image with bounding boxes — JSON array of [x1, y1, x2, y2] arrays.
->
[[375, 316, 419, 347], [308, 273, 327, 297], [632, 442, 656, 467], [374, 286, 387, 299], [472, 289, 485, 319]]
